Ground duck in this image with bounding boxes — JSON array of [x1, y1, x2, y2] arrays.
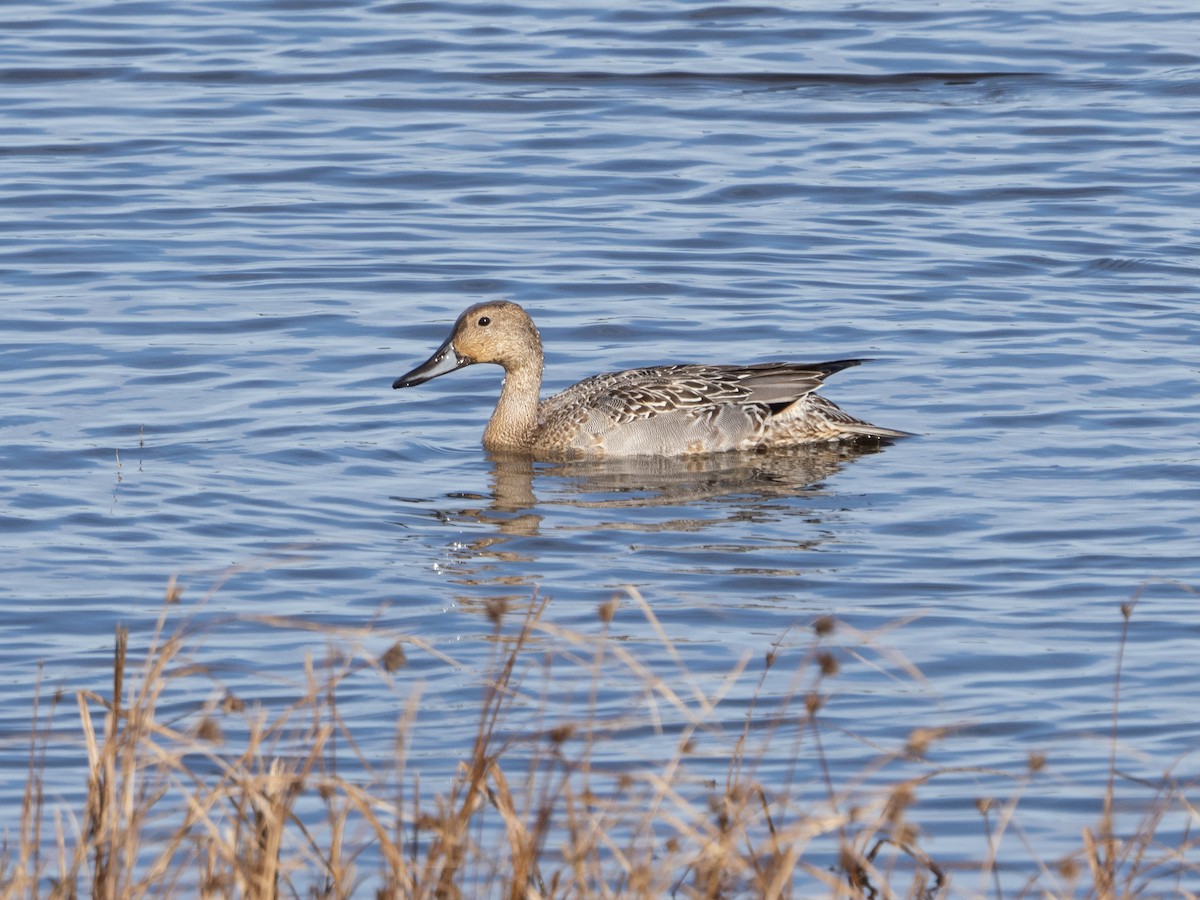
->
[[392, 301, 910, 459]]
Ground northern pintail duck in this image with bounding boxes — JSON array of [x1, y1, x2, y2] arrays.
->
[[393, 301, 909, 459]]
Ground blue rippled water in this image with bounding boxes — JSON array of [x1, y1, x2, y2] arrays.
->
[[2, 0, 1199, 894]]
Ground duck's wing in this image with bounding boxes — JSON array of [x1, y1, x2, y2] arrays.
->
[[548, 360, 864, 417], [732, 361, 913, 441], [537, 361, 879, 455], [711, 359, 869, 409]]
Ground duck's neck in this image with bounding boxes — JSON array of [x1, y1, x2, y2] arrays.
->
[[483, 361, 542, 452]]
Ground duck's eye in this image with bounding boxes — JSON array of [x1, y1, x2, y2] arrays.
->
[[477, 316, 491, 326]]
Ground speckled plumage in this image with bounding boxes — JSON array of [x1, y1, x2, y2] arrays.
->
[[393, 301, 909, 459]]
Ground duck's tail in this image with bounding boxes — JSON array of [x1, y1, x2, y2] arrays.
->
[[833, 420, 915, 440], [785, 393, 915, 441]]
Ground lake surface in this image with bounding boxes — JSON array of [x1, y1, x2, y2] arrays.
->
[[2, 1, 1198, 895]]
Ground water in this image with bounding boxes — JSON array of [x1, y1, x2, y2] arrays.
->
[[2, 0, 1199, 894]]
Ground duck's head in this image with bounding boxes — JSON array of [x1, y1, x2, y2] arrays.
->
[[393, 300, 543, 389]]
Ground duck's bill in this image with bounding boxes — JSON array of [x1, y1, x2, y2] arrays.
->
[[392, 337, 473, 388]]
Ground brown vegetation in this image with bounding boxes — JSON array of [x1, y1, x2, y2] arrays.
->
[[1, 582, 1196, 898]]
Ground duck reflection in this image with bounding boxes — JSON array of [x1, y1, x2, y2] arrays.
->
[[462, 439, 891, 530], [423, 440, 893, 605]]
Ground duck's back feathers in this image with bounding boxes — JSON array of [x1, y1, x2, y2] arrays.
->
[[535, 359, 907, 457]]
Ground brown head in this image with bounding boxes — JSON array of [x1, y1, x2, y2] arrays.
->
[[392, 300, 544, 389]]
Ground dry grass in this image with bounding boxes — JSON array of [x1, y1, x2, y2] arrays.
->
[[1, 581, 1197, 899]]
